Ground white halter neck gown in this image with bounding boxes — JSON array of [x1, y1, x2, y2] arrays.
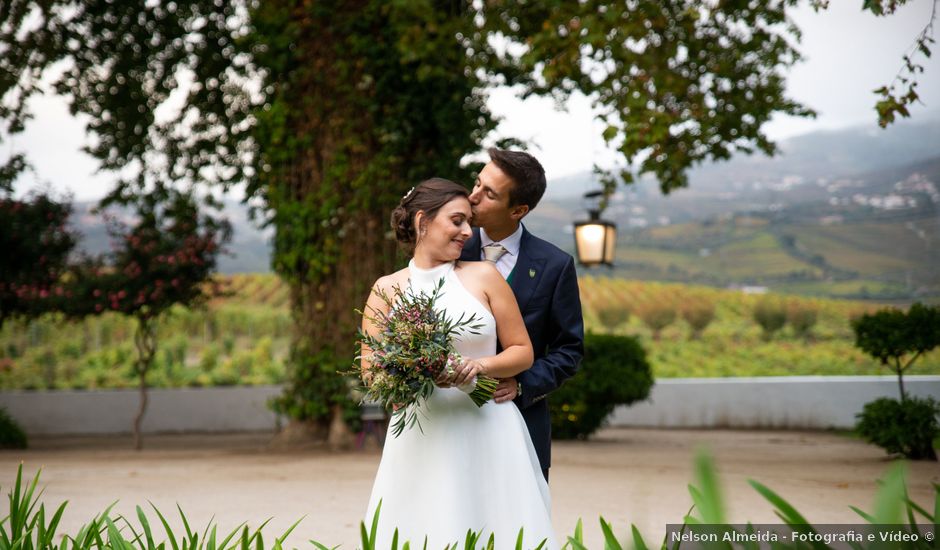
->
[[364, 260, 557, 549]]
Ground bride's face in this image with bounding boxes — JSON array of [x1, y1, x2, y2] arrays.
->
[[416, 197, 473, 260]]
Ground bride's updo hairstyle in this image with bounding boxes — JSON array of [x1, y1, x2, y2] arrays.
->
[[391, 178, 469, 254]]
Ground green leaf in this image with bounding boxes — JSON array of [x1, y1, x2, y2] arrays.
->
[[137, 505, 156, 550], [630, 525, 649, 550], [150, 504, 180, 550], [219, 522, 246, 550], [599, 517, 623, 550], [748, 479, 811, 525], [850, 505, 877, 524], [273, 516, 304, 550], [359, 522, 371, 550], [933, 483, 939, 523], [602, 125, 618, 142], [873, 462, 907, 524]]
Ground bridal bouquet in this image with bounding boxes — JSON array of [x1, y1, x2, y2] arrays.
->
[[355, 279, 499, 436]]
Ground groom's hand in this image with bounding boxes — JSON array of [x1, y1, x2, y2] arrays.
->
[[493, 378, 518, 403]]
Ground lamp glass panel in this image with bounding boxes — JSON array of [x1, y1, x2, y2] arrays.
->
[[604, 225, 616, 264], [575, 223, 606, 264]]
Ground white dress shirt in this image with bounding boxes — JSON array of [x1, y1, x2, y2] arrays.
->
[[479, 224, 524, 280]]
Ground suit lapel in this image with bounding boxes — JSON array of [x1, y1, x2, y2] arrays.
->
[[510, 228, 544, 313]]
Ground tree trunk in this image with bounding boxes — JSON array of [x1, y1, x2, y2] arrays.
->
[[134, 370, 149, 451], [895, 359, 907, 402], [264, 3, 401, 443], [256, 2, 485, 444], [133, 316, 157, 450], [280, 209, 396, 441]]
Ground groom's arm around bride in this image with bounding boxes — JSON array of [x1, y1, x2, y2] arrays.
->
[[461, 148, 585, 480]]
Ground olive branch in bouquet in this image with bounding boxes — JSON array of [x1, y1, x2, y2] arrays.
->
[[354, 278, 498, 437]]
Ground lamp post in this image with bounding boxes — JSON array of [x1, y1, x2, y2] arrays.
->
[[574, 190, 616, 267]]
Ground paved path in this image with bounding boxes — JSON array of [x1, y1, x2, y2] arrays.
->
[[2, 429, 937, 549]]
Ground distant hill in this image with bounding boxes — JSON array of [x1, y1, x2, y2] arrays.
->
[[530, 119, 940, 300], [66, 119, 940, 300], [68, 199, 274, 274]]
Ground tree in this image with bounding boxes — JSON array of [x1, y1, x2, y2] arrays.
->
[[60, 191, 230, 449], [851, 302, 940, 401], [866, 0, 939, 127], [0, 191, 77, 329], [852, 302, 940, 461], [0, 1, 934, 440]]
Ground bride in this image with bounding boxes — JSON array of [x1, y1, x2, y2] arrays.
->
[[361, 178, 557, 549]]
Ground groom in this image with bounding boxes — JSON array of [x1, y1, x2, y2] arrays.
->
[[461, 148, 584, 482]]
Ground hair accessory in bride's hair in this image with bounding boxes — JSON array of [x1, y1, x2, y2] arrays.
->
[[401, 186, 416, 202]]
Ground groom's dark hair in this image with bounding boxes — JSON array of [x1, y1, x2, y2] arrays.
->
[[488, 148, 546, 212]]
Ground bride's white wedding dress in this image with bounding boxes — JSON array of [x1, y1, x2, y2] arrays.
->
[[364, 260, 557, 549]]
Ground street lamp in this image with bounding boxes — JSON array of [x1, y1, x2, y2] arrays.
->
[[573, 190, 616, 267]]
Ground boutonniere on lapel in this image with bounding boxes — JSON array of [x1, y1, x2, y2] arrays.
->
[[529, 268, 536, 279]]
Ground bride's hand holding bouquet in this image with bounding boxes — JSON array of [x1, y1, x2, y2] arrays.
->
[[355, 279, 499, 436]]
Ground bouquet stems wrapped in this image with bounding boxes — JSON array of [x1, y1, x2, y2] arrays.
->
[[355, 279, 499, 436]]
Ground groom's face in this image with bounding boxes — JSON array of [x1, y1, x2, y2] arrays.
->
[[468, 162, 528, 230]]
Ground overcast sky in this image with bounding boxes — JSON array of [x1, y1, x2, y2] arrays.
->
[[9, 0, 940, 201]]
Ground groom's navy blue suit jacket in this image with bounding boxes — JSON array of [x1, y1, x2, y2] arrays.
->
[[460, 226, 584, 471]]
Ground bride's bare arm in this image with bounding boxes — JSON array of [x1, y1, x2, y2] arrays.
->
[[452, 264, 533, 385], [360, 277, 394, 383]]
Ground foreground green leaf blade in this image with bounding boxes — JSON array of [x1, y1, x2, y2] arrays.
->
[[150, 503, 180, 550], [630, 524, 649, 550], [137, 506, 156, 550], [748, 480, 811, 525], [873, 462, 907, 524], [692, 451, 724, 524], [599, 517, 623, 550]]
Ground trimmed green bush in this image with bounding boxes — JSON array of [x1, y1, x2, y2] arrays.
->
[[0, 406, 26, 449], [595, 305, 630, 332], [681, 299, 716, 340], [636, 303, 677, 340], [787, 302, 818, 339], [856, 396, 939, 461], [753, 297, 786, 341], [550, 332, 653, 440]]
